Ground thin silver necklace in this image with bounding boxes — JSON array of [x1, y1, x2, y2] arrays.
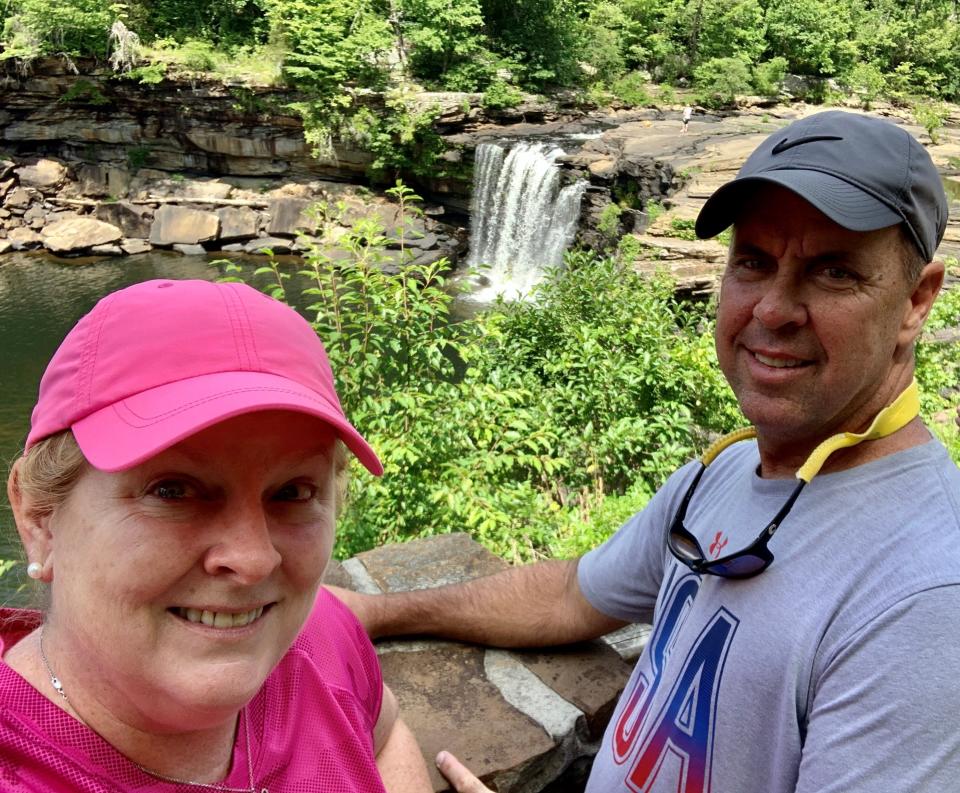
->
[[38, 627, 268, 793]]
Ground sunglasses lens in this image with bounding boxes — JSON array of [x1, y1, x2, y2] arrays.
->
[[669, 530, 703, 562], [709, 555, 767, 577]]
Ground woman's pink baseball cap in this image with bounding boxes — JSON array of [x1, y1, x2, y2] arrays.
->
[[25, 278, 383, 475]]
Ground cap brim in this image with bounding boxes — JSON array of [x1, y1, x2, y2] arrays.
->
[[71, 371, 383, 476], [695, 171, 903, 240]]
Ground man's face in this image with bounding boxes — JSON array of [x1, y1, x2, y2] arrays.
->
[[716, 185, 921, 457]]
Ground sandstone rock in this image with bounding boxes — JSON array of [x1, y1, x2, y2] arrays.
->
[[588, 158, 618, 179], [23, 205, 46, 224], [0, 179, 14, 199], [173, 243, 206, 255], [380, 645, 556, 793], [267, 198, 315, 236], [216, 206, 259, 241], [121, 238, 152, 255], [4, 187, 35, 209], [148, 178, 234, 201], [0, 239, 12, 254], [220, 242, 246, 252], [0, 160, 14, 180], [73, 164, 132, 198], [149, 205, 219, 246], [222, 157, 289, 176], [15, 158, 67, 191], [90, 243, 123, 256], [356, 533, 509, 593], [96, 201, 153, 238], [8, 227, 42, 249], [245, 236, 292, 255], [42, 217, 122, 254]]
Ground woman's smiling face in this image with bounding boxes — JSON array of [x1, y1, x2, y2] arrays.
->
[[41, 410, 339, 732]]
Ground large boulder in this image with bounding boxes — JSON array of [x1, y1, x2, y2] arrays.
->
[[4, 187, 36, 210], [41, 217, 122, 254], [96, 201, 153, 238], [15, 158, 67, 192], [267, 198, 316, 237], [149, 205, 219, 245], [72, 164, 132, 198], [8, 226, 43, 249], [216, 206, 260, 241]]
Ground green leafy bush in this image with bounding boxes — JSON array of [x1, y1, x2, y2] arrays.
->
[[481, 79, 523, 110], [693, 57, 752, 108], [2, 0, 113, 58], [610, 71, 650, 106], [752, 57, 788, 98]]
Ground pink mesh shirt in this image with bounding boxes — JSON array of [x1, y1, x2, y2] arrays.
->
[[0, 589, 386, 792]]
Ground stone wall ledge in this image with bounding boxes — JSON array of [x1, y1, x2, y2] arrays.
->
[[326, 533, 650, 793], [0, 157, 468, 267]]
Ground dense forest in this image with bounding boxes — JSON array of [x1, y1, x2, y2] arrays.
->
[[3, 0, 959, 175], [3, 0, 960, 110]]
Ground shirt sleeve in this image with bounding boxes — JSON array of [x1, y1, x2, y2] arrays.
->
[[795, 585, 960, 793], [578, 462, 699, 624], [309, 588, 385, 734]]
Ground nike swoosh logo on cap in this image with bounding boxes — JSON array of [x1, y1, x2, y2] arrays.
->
[[771, 134, 843, 155]]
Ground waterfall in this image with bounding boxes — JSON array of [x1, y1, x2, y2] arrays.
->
[[466, 142, 587, 299]]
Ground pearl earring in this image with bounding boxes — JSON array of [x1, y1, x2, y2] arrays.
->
[[27, 562, 43, 579]]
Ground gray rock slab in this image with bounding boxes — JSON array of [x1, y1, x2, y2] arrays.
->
[[15, 158, 66, 191], [173, 243, 206, 255], [600, 622, 651, 662], [216, 206, 259, 241], [220, 242, 246, 252], [509, 642, 634, 740], [120, 238, 152, 255], [379, 644, 555, 793], [149, 205, 219, 245], [484, 649, 584, 742], [320, 559, 355, 590], [355, 533, 509, 593], [339, 557, 384, 594], [96, 201, 153, 238], [244, 236, 292, 255], [8, 227, 42, 249], [42, 217, 122, 254], [267, 197, 315, 236], [72, 164, 132, 198], [4, 187, 35, 209]]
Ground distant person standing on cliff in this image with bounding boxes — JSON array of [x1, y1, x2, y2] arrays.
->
[[334, 110, 960, 793], [681, 104, 692, 134]]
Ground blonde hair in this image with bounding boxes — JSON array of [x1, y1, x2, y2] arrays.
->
[[13, 430, 88, 518]]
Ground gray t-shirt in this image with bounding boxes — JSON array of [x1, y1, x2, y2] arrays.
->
[[579, 439, 960, 793]]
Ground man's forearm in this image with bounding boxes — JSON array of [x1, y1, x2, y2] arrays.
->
[[337, 558, 627, 648]]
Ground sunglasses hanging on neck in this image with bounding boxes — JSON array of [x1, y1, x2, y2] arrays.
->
[[667, 380, 920, 579]]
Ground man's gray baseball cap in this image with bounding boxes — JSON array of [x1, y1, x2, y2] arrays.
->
[[695, 110, 948, 262]]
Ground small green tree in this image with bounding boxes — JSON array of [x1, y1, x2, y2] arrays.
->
[[752, 56, 787, 98], [843, 62, 886, 109], [914, 100, 948, 143], [693, 56, 751, 108]]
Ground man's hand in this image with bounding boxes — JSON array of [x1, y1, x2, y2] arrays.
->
[[435, 751, 494, 793]]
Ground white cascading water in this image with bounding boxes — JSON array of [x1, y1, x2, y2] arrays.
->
[[466, 142, 587, 299]]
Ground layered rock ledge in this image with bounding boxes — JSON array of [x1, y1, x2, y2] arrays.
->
[[325, 533, 650, 793], [0, 157, 467, 266]]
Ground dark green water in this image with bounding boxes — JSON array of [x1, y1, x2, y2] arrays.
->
[[0, 251, 223, 604]]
